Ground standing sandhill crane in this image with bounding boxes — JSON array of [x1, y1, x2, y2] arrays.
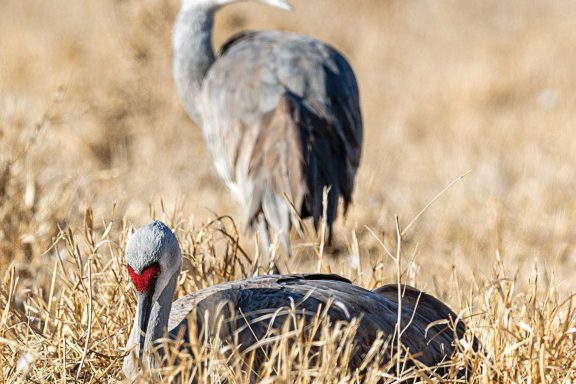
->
[[123, 221, 472, 379], [172, 0, 363, 262]]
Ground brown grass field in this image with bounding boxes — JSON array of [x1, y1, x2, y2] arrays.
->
[[1, 0, 575, 382]]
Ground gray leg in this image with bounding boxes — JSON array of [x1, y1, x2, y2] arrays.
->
[[257, 215, 276, 274], [257, 215, 271, 257], [281, 231, 292, 259]]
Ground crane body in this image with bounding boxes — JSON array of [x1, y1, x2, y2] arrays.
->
[[123, 222, 473, 379], [173, 0, 363, 258]]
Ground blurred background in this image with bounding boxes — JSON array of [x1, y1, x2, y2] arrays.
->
[[1, 0, 575, 296]]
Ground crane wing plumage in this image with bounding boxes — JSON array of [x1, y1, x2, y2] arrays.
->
[[199, 31, 362, 237], [167, 274, 467, 372], [374, 284, 481, 355]]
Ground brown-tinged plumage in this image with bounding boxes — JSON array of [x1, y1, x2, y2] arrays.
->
[[173, 0, 363, 264]]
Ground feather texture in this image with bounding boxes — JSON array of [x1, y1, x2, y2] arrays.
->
[[167, 274, 470, 375], [198, 30, 362, 245]]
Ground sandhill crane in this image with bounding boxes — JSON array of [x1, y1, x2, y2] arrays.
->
[[172, 0, 363, 264], [123, 221, 472, 379]]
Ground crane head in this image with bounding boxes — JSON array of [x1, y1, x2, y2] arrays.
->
[[252, 0, 293, 11], [125, 221, 181, 278], [125, 221, 182, 359], [181, 0, 293, 12]]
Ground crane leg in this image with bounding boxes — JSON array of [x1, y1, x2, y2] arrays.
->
[[257, 215, 278, 274], [257, 215, 270, 255], [280, 231, 292, 259]]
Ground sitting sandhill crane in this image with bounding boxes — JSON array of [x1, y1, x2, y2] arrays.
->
[[172, 0, 363, 263], [123, 222, 472, 379]]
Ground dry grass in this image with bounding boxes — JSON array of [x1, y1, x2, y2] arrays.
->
[[0, 0, 575, 382]]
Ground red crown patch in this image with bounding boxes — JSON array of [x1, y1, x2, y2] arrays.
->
[[127, 263, 161, 293]]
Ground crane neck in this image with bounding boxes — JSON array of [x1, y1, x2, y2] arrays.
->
[[123, 271, 179, 377], [173, 6, 217, 126], [144, 272, 178, 351]]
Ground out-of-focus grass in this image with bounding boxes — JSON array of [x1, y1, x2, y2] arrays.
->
[[0, 0, 575, 382]]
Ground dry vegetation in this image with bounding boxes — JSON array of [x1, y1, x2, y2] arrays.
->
[[0, 0, 575, 382]]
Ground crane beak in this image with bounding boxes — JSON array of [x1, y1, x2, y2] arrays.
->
[[257, 0, 294, 11], [136, 291, 154, 358]]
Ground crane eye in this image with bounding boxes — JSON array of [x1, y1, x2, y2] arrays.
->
[[127, 263, 161, 293]]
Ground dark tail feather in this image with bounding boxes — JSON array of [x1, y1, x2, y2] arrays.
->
[[374, 284, 481, 377]]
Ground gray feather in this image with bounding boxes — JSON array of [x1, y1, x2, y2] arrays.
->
[[167, 274, 468, 374], [200, 31, 362, 241]]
